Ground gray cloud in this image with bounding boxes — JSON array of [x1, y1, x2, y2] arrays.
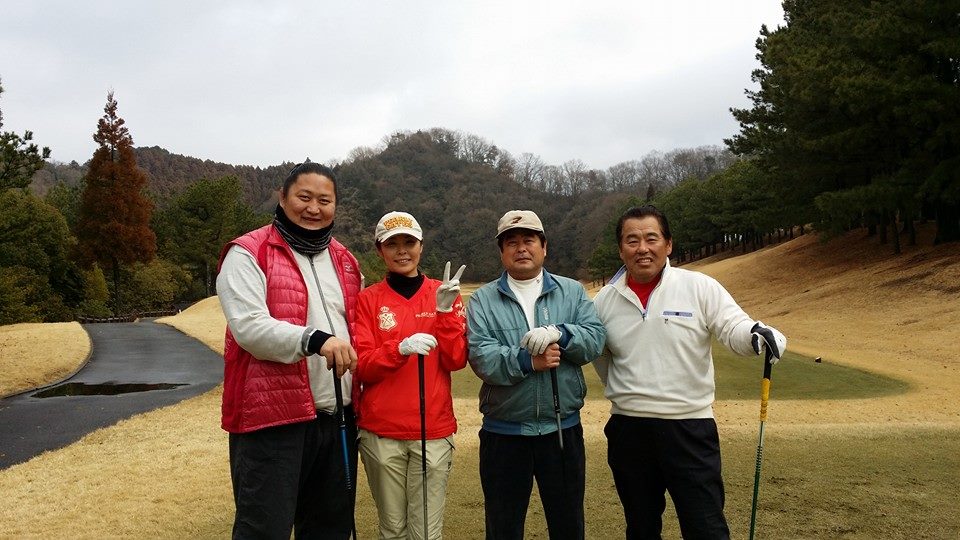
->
[[0, 1, 783, 169]]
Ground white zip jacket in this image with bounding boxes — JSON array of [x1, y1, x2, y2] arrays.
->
[[593, 260, 757, 419]]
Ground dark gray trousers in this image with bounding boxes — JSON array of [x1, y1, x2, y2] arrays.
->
[[479, 425, 586, 540], [229, 407, 357, 540]]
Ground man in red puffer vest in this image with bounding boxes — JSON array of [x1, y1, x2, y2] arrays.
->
[[217, 162, 362, 539]]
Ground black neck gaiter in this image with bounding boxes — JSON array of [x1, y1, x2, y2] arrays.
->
[[273, 204, 333, 256]]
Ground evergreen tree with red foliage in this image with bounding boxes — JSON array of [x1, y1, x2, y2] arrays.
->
[[76, 91, 156, 313]]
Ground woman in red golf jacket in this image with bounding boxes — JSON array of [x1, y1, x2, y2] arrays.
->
[[353, 211, 468, 539]]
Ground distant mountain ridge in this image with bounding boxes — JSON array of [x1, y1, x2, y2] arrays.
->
[[33, 147, 288, 211], [32, 136, 633, 280], [134, 146, 287, 211]]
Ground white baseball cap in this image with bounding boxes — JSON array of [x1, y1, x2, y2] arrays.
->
[[496, 210, 544, 239], [375, 211, 423, 243]]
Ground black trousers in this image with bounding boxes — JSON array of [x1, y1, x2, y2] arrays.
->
[[605, 415, 729, 540], [229, 407, 358, 540], [478, 425, 586, 540]]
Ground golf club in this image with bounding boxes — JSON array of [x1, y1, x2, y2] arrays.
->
[[418, 353, 429, 539], [549, 367, 563, 451], [749, 347, 775, 540], [550, 364, 569, 510], [332, 370, 357, 540]]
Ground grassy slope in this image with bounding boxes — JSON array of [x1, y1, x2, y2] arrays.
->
[[0, 322, 90, 397], [1, 226, 959, 538]]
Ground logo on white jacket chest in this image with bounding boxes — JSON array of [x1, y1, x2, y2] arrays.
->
[[378, 306, 397, 331]]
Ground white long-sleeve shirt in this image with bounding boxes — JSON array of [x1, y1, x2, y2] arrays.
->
[[216, 244, 352, 413], [593, 260, 756, 419]]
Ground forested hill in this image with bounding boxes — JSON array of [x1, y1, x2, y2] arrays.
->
[[330, 131, 632, 280], [31, 147, 289, 212], [134, 147, 288, 211], [35, 131, 708, 280]]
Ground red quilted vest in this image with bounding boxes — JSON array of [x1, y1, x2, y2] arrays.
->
[[217, 224, 361, 434]]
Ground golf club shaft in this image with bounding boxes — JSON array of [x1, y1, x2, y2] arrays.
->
[[418, 353, 429, 539], [332, 370, 358, 540], [332, 371, 352, 491], [549, 367, 563, 451], [749, 348, 775, 540]]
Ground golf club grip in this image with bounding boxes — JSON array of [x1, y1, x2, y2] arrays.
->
[[759, 378, 771, 421], [418, 353, 426, 439], [549, 368, 561, 411], [759, 347, 773, 421], [332, 371, 347, 424]]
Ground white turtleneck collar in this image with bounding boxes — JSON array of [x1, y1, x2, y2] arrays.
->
[[507, 270, 543, 330]]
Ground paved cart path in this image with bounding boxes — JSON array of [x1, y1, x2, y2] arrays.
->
[[0, 320, 222, 469]]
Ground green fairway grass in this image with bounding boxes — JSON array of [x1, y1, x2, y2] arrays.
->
[[450, 345, 909, 401], [712, 345, 910, 400]]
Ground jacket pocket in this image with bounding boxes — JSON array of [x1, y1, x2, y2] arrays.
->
[[557, 366, 586, 417], [659, 308, 701, 336]]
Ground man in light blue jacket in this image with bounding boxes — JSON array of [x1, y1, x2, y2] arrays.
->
[[467, 210, 606, 540]]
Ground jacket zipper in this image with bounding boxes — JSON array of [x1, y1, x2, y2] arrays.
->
[[630, 267, 666, 321], [531, 295, 542, 434], [308, 256, 322, 296], [508, 284, 545, 433]]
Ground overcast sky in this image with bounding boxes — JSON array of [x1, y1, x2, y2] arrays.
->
[[1, 1, 784, 170]]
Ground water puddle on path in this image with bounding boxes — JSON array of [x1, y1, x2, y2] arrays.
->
[[31, 382, 187, 398]]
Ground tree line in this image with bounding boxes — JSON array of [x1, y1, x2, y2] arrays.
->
[[11, 118, 729, 325], [725, 0, 960, 251]]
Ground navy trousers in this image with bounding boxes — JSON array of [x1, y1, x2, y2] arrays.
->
[[605, 415, 730, 540], [229, 407, 358, 540], [479, 424, 586, 540]]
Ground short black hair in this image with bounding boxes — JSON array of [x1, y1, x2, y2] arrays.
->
[[282, 161, 338, 199], [496, 229, 547, 251], [616, 205, 672, 243]]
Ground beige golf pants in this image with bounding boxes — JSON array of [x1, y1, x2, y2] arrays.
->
[[358, 429, 455, 540]]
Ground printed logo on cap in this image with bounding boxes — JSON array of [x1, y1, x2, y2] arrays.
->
[[383, 215, 414, 231]]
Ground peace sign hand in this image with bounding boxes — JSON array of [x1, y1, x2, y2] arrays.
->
[[436, 261, 466, 313]]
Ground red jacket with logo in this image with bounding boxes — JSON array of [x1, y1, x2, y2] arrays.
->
[[217, 224, 361, 434], [353, 278, 467, 439]]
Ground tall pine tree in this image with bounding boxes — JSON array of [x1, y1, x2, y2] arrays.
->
[[76, 91, 156, 313], [0, 78, 50, 190]]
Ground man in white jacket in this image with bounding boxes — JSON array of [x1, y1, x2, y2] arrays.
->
[[593, 205, 786, 540]]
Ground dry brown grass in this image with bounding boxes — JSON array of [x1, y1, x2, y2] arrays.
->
[[0, 322, 90, 397], [1, 226, 959, 538], [686, 226, 960, 428]]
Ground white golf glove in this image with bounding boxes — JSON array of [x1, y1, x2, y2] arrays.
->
[[399, 333, 438, 356], [436, 261, 466, 313], [520, 325, 562, 356], [751, 321, 787, 364]]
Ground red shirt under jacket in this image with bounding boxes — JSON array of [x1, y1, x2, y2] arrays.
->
[[627, 271, 662, 310]]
